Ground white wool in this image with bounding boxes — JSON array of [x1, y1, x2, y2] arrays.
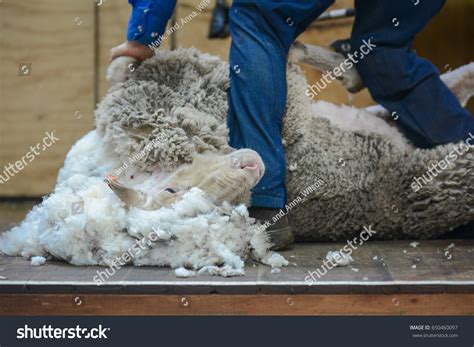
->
[[0, 131, 287, 277], [311, 100, 411, 151], [197, 265, 245, 277], [261, 252, 290, 268], [175, 267, 196, 278], [30, 256, 46, 266], [410, 242, 420, 248], [326, 250, 354, 267]]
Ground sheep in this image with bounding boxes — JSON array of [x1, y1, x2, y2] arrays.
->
[[98, 43, 474, 240], [1, 43, 473, 275]]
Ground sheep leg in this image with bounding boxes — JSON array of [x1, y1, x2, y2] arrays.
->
[[292, 41, 474, 109], [289, 41, 364, 93]]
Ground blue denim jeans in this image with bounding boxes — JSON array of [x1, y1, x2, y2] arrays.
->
[[227, 0, 474, 208]]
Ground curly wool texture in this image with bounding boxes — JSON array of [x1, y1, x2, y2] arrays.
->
[[0, 132, 280, 275], [99, 48, 474, 240], [96, 50, 231, 171], [284, 64, 474, 240]]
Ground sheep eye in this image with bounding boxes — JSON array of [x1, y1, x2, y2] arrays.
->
[[164, 188, 177, 194]]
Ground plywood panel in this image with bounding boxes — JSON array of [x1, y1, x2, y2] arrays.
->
[[0, 0, 95, 196]]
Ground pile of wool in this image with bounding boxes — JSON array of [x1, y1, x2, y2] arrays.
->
[[0, 132, 288, 276]]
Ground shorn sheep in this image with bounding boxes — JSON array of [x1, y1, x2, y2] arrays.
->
[[1, 43, 473, 276]]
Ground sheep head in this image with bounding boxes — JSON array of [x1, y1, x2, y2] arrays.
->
[[105, 149, 265, 210]]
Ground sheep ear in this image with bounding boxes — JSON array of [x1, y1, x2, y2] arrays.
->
[[106, 56, 140, 84]]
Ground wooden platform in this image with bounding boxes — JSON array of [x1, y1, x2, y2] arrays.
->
[[1, 201, 473, 315], [1, 240, 473, 315]]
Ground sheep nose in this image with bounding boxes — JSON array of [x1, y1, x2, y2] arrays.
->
[[230, 149, 265, 181]]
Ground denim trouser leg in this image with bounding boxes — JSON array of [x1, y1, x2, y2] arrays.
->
[[227, 0, 333, 208], [351, 0, 474, 148]]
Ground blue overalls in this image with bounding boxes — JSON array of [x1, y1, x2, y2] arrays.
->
[[127, 0, 474, 209]]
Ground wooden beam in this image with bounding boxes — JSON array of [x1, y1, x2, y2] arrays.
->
[[0, 294, 472, 316]]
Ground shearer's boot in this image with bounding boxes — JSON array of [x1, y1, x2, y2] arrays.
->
[[248, 207, 294, 250]]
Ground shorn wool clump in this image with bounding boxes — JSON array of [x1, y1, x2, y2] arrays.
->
[[0, 131, 287, 276]]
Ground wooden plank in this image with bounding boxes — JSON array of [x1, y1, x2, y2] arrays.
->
[[382, 241, 474, 282], [0, 0, 95, 197], [0, 240, 472, 295], [0, 294, 472, 316]]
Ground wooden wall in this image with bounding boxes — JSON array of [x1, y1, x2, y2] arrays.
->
[[0, 0, 472, 197], [0, 0, 96, 197]]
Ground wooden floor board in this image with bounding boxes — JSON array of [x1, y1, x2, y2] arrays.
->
[[0, 294, 472, 316], [1, 240, 473, 295]]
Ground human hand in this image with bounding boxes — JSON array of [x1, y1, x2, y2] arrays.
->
[[110, 40, 154, 62]]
